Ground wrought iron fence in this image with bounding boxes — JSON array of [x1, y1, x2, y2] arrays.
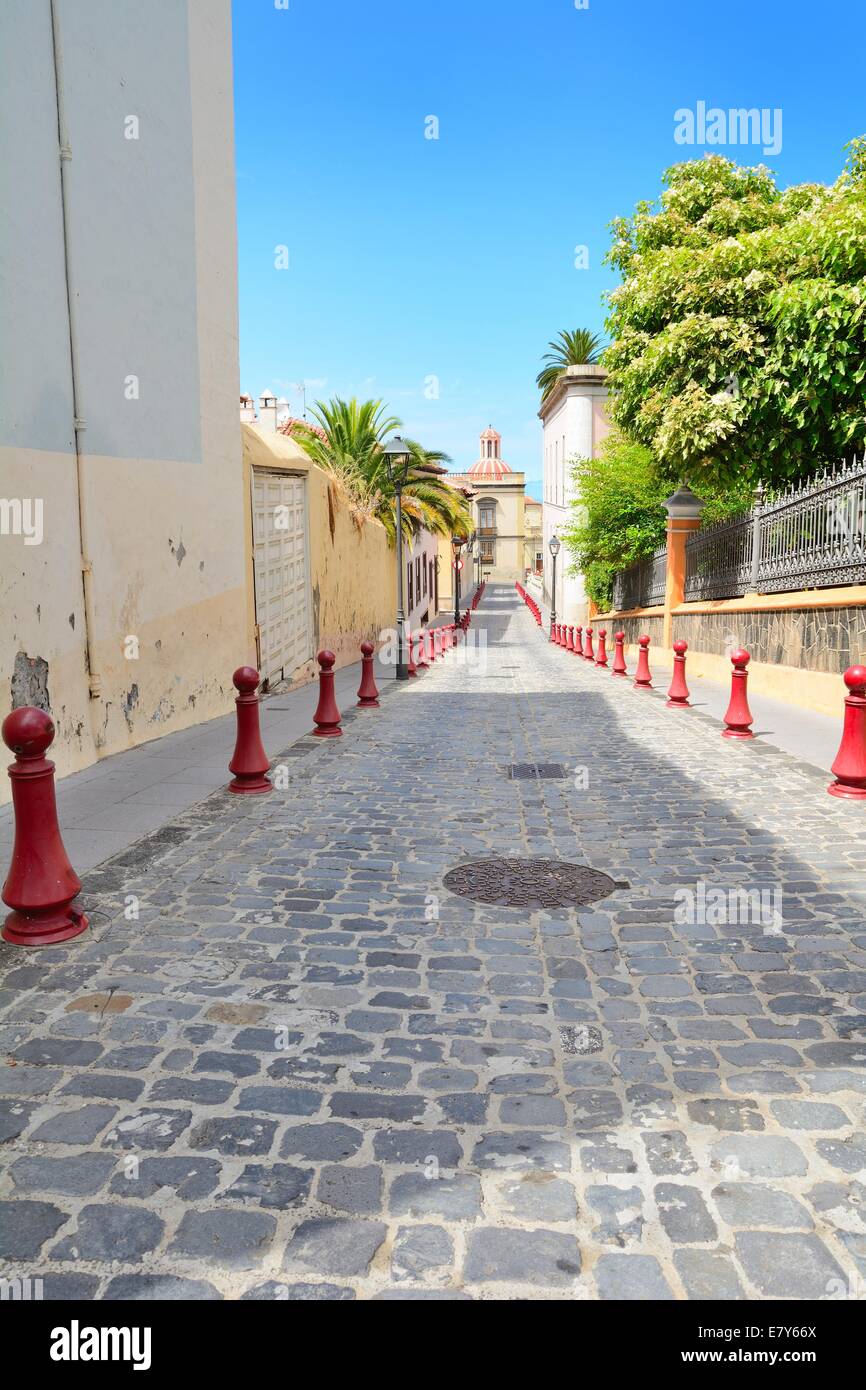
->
[[612, 544, 667, 611], [756, 456, 866, 593], [610, 454, 866, 609], [684, 512, 753, 601]]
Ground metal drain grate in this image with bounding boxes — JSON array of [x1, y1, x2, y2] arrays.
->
[[506, 763, 568, 780], [442, 857, 621, 909]]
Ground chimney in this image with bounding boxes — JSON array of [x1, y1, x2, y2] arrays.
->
[[258, 390, 278, 433], [239, 392, 257, 423]]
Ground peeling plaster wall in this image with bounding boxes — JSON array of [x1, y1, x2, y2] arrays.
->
[[0, 1, 246, 805]]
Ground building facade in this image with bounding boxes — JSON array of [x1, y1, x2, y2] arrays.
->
[[450, 428, 532, 584], [524, 498, 543, 575], [0, 0, 246, 793], [539, 365, 610, 624]]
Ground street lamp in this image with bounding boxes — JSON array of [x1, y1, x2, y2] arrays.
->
[[383, 435, 413, 679], [548, 534, 561, 641], [451, 535, 465, 625]]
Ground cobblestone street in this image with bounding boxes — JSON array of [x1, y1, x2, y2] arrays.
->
[[2, 584, 866, 1301]]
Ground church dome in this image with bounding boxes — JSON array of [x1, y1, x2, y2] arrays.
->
[[468, 456, 513, 480], [468, 425, 512, 479]]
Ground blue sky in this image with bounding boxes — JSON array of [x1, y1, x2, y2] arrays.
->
[[233, 0, 865, 499]]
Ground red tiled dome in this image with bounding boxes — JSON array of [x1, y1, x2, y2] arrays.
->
[[467, 456, 513, 480]]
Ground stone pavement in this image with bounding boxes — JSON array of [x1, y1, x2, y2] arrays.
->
[[1, 583, 865, 1301]]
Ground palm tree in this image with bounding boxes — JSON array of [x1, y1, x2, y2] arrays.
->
[[291, 397, 472, 543], [536, 328, 603, 403]]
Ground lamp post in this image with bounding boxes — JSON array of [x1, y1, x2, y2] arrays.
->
[[451, 536, 465, 625], [383, 435, 412, 680], [548, 534, 561, 641]]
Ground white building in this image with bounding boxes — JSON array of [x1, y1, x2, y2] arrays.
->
[[539, 365, 610, 624]]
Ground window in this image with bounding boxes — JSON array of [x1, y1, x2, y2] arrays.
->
[[481, 539, 494, 562], [479, 503, 495, 532], [423, 560, 427, 597], [416, 556, 421, 597], [407, 562, 413, 611]]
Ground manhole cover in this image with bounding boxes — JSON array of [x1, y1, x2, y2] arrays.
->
[[442, 857, 620, 909]]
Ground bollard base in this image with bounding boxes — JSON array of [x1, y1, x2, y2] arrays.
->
[[312, 726, 343, 738], [357, 697, 380, 709], [228, 774, 272, 794], [2, 903, 88, 947], [722, 727, 754, 739], [828, 780, 866, 799], [666, 698, 691, 708]]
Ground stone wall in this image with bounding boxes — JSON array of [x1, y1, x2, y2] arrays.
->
[[672, 606, 866, 676], [595, 612, 665, 652]]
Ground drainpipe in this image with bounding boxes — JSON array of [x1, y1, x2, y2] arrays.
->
[[50, 0, 102, 706]]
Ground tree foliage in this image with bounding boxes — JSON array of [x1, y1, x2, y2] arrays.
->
[[603, 140, 866, 488], [292, 397, 472, 543], [561, 432, 753, 610], [536, 328, 603, 403]]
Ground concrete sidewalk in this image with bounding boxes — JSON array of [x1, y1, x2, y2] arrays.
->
[[534, 600, 844, 778], [0, 648, 399, 877]]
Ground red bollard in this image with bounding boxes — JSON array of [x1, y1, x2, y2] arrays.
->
[[633, 635, 653, 689], [595, 630, 608, 668], [407, 630, 418, 677], [427, 630, 436, 663], [574, 625, 583, 657], [416, 630, 429, 670], [550, 622, 557, 644], [357, 641, 380, 707], [828, 666, 866, 799], [1, 708, 88, 946], [312, 650, 342, 737], [612, 631, 628, 677], [666, 639, 690, 708], [229, 666, 272, 795], [722, 649, 754, 738], [565, 625, 574, 652], [584, 626, 594, 662]]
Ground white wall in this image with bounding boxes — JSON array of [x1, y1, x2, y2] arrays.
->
[[0, 0, 246, 800], [405, 532, 439, 632], [540, 368, 608, 624]]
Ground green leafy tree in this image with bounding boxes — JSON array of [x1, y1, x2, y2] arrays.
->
[[561, 432, 753, 610], [604, 140, 866, 488], [292, 396, 472, 542], [536, 328, 603, 403]]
